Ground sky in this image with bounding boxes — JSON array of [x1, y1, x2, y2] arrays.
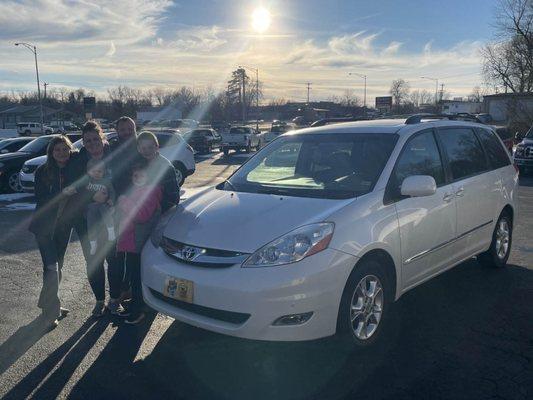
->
[[0, 0, 500, 104]]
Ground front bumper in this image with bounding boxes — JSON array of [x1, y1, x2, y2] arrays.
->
[[141, 240, 357, 341], [19, 171, 35, 192]]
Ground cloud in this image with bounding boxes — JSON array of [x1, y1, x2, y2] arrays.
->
[[382, 41, 402, 55], [171, 26, 227, 52], [328, 32, 379, 55], [106, 42, 116, 57], [0, 0, 172, 45]]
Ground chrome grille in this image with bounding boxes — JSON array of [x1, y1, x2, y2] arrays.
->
[[161, 237, 249, 268]]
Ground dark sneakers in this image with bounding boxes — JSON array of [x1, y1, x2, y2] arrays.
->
[[92, 301, 106, 317]]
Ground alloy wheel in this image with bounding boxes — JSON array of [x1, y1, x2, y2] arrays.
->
[[495, 219, 510, 259], [349, 274, 384, 340], [8, 172, 23, 192]]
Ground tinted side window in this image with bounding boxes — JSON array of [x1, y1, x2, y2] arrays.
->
[[477, 129, 511, 169], [394, 130, 445, 188], [438, 128, 487, 180]]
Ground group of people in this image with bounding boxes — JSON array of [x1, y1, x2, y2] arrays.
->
[[29, 117, 179, 328]]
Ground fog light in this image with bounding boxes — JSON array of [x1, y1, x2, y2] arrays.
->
[[272, 312, 313, 326]]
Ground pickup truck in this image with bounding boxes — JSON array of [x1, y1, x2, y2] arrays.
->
[[220, 126, 261, 155]]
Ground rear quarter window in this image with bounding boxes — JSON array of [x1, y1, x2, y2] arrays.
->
[[437, 128, 488, 181], [477, 129, 511, 169]]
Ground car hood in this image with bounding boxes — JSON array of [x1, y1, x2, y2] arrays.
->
[[163, 187, 354, 253], [24, 154, 47, 166], [0, 151, 32, 163]]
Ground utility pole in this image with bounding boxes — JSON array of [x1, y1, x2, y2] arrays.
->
[[306, 82, 312, 103], [15, 42, 44, 134], [439, 83, 445, 102], [241, 68, 246, 123], [43, 82, 48, 99]]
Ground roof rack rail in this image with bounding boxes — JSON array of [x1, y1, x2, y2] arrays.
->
[[310, 116, 371, 127], [405, 113, 482, 125]]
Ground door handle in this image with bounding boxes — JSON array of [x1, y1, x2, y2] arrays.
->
[[455, 187, 465, 197], [443, 193, 454, 202]]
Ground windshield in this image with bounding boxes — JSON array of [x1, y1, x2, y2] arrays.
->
[[222, 133, 398, 199], [229, 127, 250, 135], [18, 136, 51, 154]]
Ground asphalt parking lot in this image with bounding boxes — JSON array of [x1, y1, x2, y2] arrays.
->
[[0, 151, 532, 400]]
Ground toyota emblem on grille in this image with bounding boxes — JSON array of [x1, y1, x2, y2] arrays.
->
[[181, 246, 202, 261]]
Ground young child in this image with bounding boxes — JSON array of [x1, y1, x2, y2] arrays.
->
[[82, 159, 116, 255], [117, 159, 162, 324]]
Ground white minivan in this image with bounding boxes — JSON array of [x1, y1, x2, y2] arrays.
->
[[142, 117, 518, 346]]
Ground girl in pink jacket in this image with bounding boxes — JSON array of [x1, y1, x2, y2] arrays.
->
[[117, 160, 162, 324]]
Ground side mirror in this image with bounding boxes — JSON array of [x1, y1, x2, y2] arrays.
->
[[401, 175, 437, 197]]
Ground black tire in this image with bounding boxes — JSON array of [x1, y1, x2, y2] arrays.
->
[[223, 148, 229, 156], [478, 211, 512, 268], [337, 257, 393, 348], [5, 170, 23, 193], [245, 143, 252, 153], [173, 163, 186, 187]]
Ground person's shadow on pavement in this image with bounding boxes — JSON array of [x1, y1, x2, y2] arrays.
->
[[67, 312, 157, 400], [2, 317, 109, 400], [0, 315, 59, 376]]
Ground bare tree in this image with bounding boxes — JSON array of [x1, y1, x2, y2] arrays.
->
[[482, 0, 533, 93], [390, 79, 410, 110], [339, 89, 361, 107]]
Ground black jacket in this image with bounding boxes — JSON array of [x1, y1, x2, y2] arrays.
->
[[147, 154, 180, 212], [29, 163, 75, 237], [108, 138, 141, 196]]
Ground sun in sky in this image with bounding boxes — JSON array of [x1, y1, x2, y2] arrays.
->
[[251, 7, 271, 33]]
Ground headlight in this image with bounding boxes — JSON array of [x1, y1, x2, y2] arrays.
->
[[150, 206, 178, 248], [243, 223, 334, 268]]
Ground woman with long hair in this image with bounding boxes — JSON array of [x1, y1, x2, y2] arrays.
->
[[29, 135, 75, 328]]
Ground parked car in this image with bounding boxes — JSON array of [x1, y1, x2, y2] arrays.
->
[[20, 130, 195, 192], [220, 126, 261, 155], [262, 122, 296, 144], [475, 113, 493, 124], [48, 121, 79, 134], [0, 135, 60, 192], [184, 129, 222, 154], [0, 137, 35, 154], [513, 125, 533, 175], [142, 117, 517, 346], [16, 122, 53, 136]]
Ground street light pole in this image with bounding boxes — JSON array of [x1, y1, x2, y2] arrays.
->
[[348, 72, 367, 109], [15, 42, 44, 134], [421, 76, 439, 109]]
